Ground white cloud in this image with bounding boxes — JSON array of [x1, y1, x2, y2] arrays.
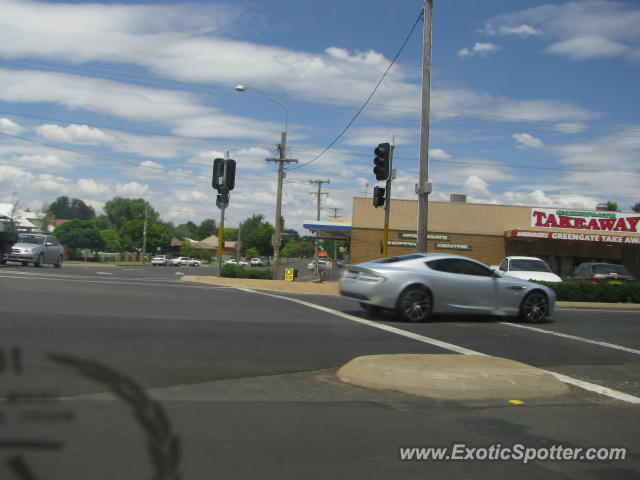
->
[[513, 133, 544, 149], [0, 118, 23, 135], [36, 124, 114, 145], [458, 42, 501, 57], [75, 178, 110, 197], [484, 1, 640, 62], [554, 123, 587, 134], [429, 149, 451, 159], [115, 182, 148, 197], [16, 154, 70, 170]]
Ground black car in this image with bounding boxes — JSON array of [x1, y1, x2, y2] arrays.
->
[[571, 263, 636, 283]]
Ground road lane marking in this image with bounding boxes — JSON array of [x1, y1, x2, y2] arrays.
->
[[500, 322, 640, 356], [0, 274, 234, 290], [238, 287, 640, 405]]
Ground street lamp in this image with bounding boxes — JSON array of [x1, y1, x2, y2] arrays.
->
[[234, 85, 296, 280]]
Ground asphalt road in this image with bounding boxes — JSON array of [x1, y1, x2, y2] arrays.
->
[[1, 263, 639, 480]]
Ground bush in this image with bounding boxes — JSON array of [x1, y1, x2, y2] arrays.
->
[[245, 269, 272, 280], [536, 281, 640, 303], [220, 264, 272, 280]]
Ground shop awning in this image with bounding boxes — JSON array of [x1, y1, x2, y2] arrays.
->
[[303, 221, 351, 241]]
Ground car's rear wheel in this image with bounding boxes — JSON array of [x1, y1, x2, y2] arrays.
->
[[359, 302, 382, 316], [54, 255, 63, 268], [519, 291, 548, 323], [21, 261, 29, 266], [34, 254, 44, 267], [396, 286, 432, 323]]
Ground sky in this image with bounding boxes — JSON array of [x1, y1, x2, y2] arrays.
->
[[1, 0, 639, 234]]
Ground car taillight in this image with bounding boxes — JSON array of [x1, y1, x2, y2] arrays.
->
[[590, 278, 600, 283]]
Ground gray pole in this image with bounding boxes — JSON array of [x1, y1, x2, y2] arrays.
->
[[417, 0, 433, 253], [309, 179, 330, 276], [216, 150, 230, 277], [268, 132, 298, 280]]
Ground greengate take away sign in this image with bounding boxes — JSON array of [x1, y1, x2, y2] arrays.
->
[[531, 208, 640, 233]]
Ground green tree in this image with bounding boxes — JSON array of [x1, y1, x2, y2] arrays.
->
[[632, 202, 640, 213], [120, 219, 171, 253], [47, 196, 95, 220], [181, 239, 195, 257], [54, 219, 104, 251], [223, 227, 238, 241], [99, 229, 122, 252], [196, 219, 217, 240], [243, 223, 274, 257], [93, 214, 112, 230], [175, 221, 198, 240], [606, 200, 619, 212], [244, 246, 260, 259], [280, 239, 300, 258], [104, 197, 159, 230]]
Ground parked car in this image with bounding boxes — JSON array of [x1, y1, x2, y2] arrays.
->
[[307, 259, 329, 270], [491, 256, 562, 283], [151, 255, 169, 266], [169, 256, 192, 266], [250, 258, 264, 267], [4, 233, 64, 268], [339, 253, 555, 323], [571, 262, 636, 283], [225, 259, 248, 267], [187, 258, 201, 267]]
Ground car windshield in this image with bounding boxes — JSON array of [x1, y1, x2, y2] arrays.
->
[[510, 259, 551, 272], [18, 234, 44, 245], [592, 264, 630, 275]]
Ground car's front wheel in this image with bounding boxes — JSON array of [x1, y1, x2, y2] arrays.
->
[[54, 255, 63, 268], [519, 291, 549, 323], [34, 253, 44, 267], [396, 286, 433, 323]]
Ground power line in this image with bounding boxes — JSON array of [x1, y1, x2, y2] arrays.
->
[[287, 8, 425, 171]]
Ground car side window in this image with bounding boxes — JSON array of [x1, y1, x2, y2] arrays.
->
[[427, 259, 494, 277], [47, 237, 60, 246], [499, 258, 508, 271], [450, 259, 495, 277]]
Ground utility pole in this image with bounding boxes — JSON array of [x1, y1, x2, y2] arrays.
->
[[363, 182, 369, 197], [236, 222, 241, 261], [328, 207, 342, 219], [310, 179, 330, 276], [266, 133, 297, 280], [417, 0, 433, 253], [142, 200, 148, 261]]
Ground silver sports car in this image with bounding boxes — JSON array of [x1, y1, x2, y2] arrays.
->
[[339, 253, 555, 323]]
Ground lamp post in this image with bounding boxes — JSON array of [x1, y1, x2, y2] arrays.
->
[[234, 85, 297, 280]]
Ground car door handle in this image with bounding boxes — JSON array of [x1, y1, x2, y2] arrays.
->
[[507, 285, 526, 290]]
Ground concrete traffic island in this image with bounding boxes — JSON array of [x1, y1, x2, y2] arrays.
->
[[336, 354, 571, 401]]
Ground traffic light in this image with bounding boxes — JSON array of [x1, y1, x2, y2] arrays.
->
[[373, 186, 386, 208], [373, 142, 390, 181], [216, 192, 229, 209], [212, 158, 236, 192]]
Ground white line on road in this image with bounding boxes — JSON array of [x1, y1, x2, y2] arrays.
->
[[500, 322, 640, 356], [238, 288, 640, 405], [0, 274, 233, 290]]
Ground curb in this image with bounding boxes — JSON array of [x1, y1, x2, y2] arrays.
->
[[336, 354, 571, 401]]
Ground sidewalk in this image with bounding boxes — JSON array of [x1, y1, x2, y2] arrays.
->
[[182, 275, 640, 311]]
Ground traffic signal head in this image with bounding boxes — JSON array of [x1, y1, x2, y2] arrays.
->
[[212, 158, 237, 192], [373, 185, 386, 208], [373, 142, 390, 181]]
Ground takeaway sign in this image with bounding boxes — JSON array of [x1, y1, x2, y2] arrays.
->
[[531, 208, 640, 233]]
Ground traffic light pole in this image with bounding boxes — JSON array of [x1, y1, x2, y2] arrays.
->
[[382, 142, 394, 258], [216, 150, 229, 277]]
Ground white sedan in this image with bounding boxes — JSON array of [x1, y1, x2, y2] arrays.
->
[[225, 259, 248, 267]]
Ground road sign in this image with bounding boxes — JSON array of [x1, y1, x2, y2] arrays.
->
[[284, 268, 295, 281]]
